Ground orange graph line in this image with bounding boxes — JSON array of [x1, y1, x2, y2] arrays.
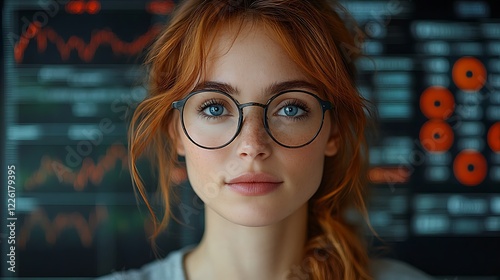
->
[[14, 21, 162, 63], [18, 206, 108, 249], [24, 143, 129, 191], [146, 0, 175, 15], [369, 166, 410, 184]]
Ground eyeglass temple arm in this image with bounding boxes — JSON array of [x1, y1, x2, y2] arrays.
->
[[321, 100, 333, 112], [172, 100, 184, 110]]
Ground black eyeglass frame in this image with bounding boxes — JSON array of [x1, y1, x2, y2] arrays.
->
[[172, 89, 333, 149]]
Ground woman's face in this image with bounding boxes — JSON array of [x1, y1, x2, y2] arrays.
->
[[174, 23, 339, 227]]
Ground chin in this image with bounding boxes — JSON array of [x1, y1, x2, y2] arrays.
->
[[214, 202, 299, 228]]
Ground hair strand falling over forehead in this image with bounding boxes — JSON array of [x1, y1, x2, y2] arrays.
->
[[129, 0, 375, 279]]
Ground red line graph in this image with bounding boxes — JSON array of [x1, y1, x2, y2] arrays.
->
[[14, 21, 162, 63], [24, 143, 129, 191], [146, 0, 175, 15], [18, 206, 108, 249]]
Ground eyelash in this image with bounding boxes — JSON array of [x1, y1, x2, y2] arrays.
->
[[197, 99, 228, 119], [279, 100, 310, 119]]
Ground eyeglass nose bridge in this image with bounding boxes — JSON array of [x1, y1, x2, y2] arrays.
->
[[235, 101, 269, 132], [231, 101, 275, 144], [238, 102, 267, 110], [237, 102, 268, 126]]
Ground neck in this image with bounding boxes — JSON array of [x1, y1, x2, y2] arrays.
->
[[185, 204, 308, 280]]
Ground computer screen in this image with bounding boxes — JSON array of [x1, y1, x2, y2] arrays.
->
[[1, 0, 499, 278]]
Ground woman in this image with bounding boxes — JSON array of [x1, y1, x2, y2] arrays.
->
[[100, 0, 433, 279]]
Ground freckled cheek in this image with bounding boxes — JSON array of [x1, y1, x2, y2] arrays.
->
[[177, 127, 222, 184], [280, 148, 325, 190], [184, 148, 228, 187]]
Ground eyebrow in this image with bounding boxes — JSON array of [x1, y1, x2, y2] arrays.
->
[[193, 80, 319, 96]]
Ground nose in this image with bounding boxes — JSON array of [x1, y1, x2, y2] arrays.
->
[[235, 107, 272, 160]]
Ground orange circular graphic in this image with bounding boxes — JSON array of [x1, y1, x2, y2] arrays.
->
[[66, 0, 85, 14], [420, 86, 455, 119], [452, 57, 487, 91], [86, 0, 101, 14], [488, 122, 500, 152], [453, 150, 487, 186], [419, 120, 454, 152]]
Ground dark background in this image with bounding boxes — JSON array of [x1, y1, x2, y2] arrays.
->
[[1, 0, 499, 279]]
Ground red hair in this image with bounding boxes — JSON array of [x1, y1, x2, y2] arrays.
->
[[129, 0, 374, 279]]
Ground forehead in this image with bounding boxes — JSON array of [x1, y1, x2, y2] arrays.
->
[[200, 21, 314, 95]]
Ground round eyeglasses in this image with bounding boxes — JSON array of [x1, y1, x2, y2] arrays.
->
[[172, 90, 332, 149]]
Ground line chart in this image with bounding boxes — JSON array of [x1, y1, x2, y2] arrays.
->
[[146, 0, 175, 15], [18, 206, 108, 249], [14, 21, 162, 63], [24, 144, 129, 191]]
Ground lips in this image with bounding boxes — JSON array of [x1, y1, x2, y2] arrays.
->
[[226, 173, 283, 196]]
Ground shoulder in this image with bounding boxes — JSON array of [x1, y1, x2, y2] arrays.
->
[[96, 246, 193, 280], [370, 258, 435, 280]]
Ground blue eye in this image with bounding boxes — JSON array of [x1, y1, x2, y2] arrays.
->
[[198, 99, 231, 119], [277, 104, 307, 118], [282, 105, 300, 116], [205, 104, 224, 116]]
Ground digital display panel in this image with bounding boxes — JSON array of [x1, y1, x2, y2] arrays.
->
[[1, 0, 499, 278]]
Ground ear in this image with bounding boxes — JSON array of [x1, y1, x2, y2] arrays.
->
[[169, 120, 186, 156], [324, 122, 339, 157]]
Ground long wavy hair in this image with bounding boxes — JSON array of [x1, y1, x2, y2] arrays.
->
[[129, 0, 373, 279]]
